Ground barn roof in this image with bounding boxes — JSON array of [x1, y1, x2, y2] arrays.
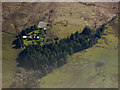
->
[[38, 21, 47, 28]]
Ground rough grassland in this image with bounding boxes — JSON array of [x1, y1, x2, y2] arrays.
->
[[2, 32, 21, 88], [53, 3, 116, 27], [2, 2, 117, 33], [40, 24, 118, 88]]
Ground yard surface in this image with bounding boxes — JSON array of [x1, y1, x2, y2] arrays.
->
[[40, 22, 118, 88]]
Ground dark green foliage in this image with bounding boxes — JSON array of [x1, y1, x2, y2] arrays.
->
[[34, 25, 39, 30], [82, 26, 91, 35], [95, 25, 106, 39], [17, 25, 105, 69], [13, 25, 39, 48], [16, 24, 106, 80]]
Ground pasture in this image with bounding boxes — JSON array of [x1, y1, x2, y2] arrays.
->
[[2, 32, 21, 88], [40, 23, 118, 88]]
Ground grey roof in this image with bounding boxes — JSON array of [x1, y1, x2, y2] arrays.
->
[[38, 21, 47, 28]]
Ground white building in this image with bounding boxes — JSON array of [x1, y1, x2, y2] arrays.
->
[[28, 35, 32, 38], [33, 36, 36, 39], [44, 28, 47, 30], [37, 36, 40, 39], [23, 36, 27, 39]]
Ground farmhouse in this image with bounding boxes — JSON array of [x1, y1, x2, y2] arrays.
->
[[22, 21, 49, 45]]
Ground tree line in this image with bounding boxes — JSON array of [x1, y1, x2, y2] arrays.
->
[[17, 24, 106, 76]]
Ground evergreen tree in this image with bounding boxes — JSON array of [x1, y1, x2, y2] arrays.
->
[[68, 47, 73, 55], [34, 25, 38, 30], [82, 26, 91, 35]]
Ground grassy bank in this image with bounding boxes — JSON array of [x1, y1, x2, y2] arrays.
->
[[2, 32, 21, 88], [40, 23, 118, 88]]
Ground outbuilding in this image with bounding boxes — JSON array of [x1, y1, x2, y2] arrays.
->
[[38, 21, 47, 28], [28, 35, 32, 38], [37, 36, 40, 39], [44, 28, 47, 30], [23, 36, 27, 39]]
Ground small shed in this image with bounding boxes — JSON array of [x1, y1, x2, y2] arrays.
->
[[23, 36, 27, 39], [54, 37, 59, 40], [33, 36, 36, 39], [44, 28, 47, 30], [38, 21, 47, 28], [37, 36, 40, 39], [28, 35, 32, 38]]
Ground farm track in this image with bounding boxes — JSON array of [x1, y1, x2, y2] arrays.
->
[[2, 31, 16, 36]]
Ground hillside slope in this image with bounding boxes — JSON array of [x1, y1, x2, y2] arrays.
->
[[40, 20, 119, 88], [2, 2, 118, 88], [2, 2, 118, 33]]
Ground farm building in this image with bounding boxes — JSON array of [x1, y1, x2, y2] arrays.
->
[[28, 35, 32, 38], [38, 21, 47, 28], [37, 36, 40, 39], [54, 37, 59, 40], [23, 36, 27, 39], [44, 28, 47, 30]]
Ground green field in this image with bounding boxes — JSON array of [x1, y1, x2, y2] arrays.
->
[[40, 23, 118, 88], [23, 38, 44, 46], [2, 32, 21, 88], [23, 29, 45, 46]]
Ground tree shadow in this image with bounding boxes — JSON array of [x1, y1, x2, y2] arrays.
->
[[12, 39, 21, 49], [16, 49, 28, 68]]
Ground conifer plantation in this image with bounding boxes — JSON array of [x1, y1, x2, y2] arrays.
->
[[14, 24, 106, 77]]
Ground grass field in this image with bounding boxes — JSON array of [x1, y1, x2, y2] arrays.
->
[[40, 23, 118, 88], [50, 22, 84, 39], [2, 32, 21, 88]]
